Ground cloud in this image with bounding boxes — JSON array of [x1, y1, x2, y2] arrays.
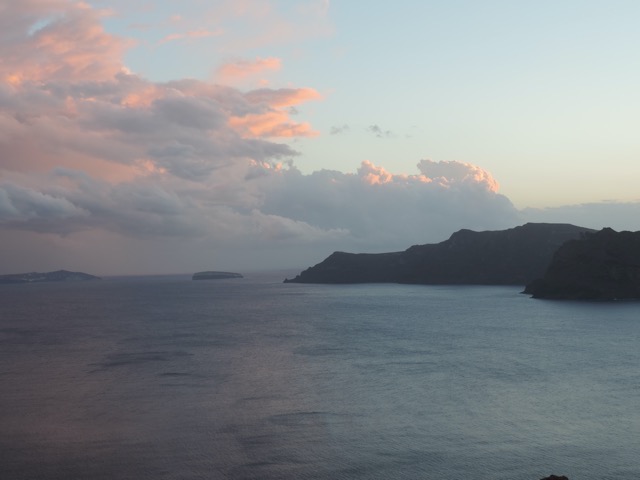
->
[[229, 87, 321, 138], [0, 0, 555, 275], [0, 0, 128, 84], [0, 169, 199, 237], [417, 159, 500, 193], [1, 51, 314, 178], [216, 57, 282, 82], [160, 28, 222, 44], [330, 124, 349, 135], [0, 181, 89, 230], [229, 110, 319, 138], [257, 160, 519, 251], [367, 124, 393, 138], [244, 87, 321, 108]]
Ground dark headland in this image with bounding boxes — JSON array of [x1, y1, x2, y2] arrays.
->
[[285, 223, 594, 286], [524, 227, 640, 300], [192, 271, 243, 280], [0, 270, 100, 284]]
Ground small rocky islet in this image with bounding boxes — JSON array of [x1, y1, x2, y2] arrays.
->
[[0, 270, 100, 284], [192, 271, 243, 280]]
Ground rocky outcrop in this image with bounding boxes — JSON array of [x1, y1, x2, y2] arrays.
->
[[0, 270, 100, 284], [192, 271, 243, 280], [285, 223, 593, 285], [524, 228, 640, 300]]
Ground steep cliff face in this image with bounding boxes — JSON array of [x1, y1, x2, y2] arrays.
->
[[285, 223, 593, 285], [524, 228, 640, 300]]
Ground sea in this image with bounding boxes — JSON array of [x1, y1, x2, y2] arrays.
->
[[1, 271, 639, 480]]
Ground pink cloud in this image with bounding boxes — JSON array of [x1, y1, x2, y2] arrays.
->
[[216, 57, 282, 82], [244, 87, 322, 108], [417, 159, 500, 192], [229, 111, 318, 138], [0, 1, 319, 182], [159, 28, 223, 44], [0, 0, 128, 84], [228, 86, 321, 138], [356, 159, 500, 192], [358, 161, 396, 185]]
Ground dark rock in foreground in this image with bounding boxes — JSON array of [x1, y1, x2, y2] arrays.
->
[[0, 270, 100, 284], [540, 476, 568, 480], [192, 271, 243, 280], [524, 228, 640, 300], [285, 223, 593, 285]]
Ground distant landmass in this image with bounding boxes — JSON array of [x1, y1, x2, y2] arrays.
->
[[524, 228, 640, 300], [0, 270, 100, 284], [192, 271, 243, 280], [284, 223, 594, 285]]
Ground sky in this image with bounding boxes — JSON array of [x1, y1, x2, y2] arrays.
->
[[1, 0, 640, 275]]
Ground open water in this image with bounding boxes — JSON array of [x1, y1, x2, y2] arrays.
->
[[1, 272, 640, 479]]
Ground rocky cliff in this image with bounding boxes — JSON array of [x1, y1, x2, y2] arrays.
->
[[285, 223, 593, 285], [524, 228, 640, 300]]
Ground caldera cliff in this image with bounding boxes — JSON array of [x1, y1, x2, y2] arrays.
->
[[524, 228, 640, 300], [285, 223, 593, 285]]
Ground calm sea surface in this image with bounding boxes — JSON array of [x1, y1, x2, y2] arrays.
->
[[1, 272, 640, 479]]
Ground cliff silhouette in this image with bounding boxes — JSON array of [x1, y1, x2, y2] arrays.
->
[[285, 223, 593, 285], [524, 228, 640, 299]]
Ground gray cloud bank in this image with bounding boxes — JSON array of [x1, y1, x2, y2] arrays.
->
[[5, 150, 638, 276], [0, 158, 523, 274]]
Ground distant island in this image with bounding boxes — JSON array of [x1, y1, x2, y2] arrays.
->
[[285, 223, 593, 285], [524, 228, 640, 300], [192, 271, 243, 280], [0, 270, 100, 284]]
